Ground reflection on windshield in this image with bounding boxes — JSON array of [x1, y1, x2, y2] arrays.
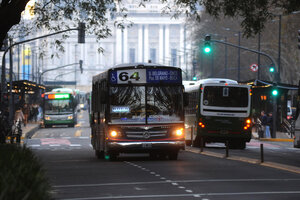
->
[[109, 86, 183, 124], [110, 86, 146, 123], [147, 86, 182, 123], [45, 99, 73, 114], [203, 86, 249, 107]]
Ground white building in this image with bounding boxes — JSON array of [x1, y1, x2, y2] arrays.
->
[[29, 1, 192, 90]]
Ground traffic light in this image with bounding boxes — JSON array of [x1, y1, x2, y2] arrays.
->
[[79, 60, 83, 73], [78, 22, 85, 44], [298, 30, 300, 49], [271, 84, 278, 96], [269, 66, 275, 73], [192, 76, 197, 81], [203, 34, 211, 54]]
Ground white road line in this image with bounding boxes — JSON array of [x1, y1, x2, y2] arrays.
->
[[29, 144, 41, 147], [50, 144, 61, 147], [79, 137, 89, 139], [53, 178, 300, 188], [70, 144, 81, 147], [60, 191, 300, 200], [185, 190, 193, 193]]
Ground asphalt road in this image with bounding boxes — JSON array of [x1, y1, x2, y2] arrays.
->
[[24, 110, 300, 200]]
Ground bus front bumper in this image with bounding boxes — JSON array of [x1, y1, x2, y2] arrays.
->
[[107, 141, 185, 153]]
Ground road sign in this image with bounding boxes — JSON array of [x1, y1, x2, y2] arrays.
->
[[250, 63, 258, 72]]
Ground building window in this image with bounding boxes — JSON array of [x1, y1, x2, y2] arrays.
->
[[129, 48, 135, 63], [150, 48, 156, 63], [171, 49, 177, 66]]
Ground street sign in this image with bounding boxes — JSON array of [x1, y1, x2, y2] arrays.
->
[[250, 63, 258, 72]]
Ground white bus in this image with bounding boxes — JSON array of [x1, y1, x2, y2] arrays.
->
[[185, 78, 252, 149]]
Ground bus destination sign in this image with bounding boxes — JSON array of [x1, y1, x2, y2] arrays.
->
[[110, 68, 181, 84]]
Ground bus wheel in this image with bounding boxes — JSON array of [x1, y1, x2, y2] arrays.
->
[[168, 150, 179, 160], [109, 153, 118, 161], [95, 150, 104, 159]]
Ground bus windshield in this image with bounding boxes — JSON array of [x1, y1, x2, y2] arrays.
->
[[45, 99, 73, 114], [203, 86, 249, 107], [109, 86, 183, 124]]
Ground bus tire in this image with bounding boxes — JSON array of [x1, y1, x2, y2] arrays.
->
[[168, 150, 179, 160], [109, 153, 118, 161], [95, 150, 104, 159]]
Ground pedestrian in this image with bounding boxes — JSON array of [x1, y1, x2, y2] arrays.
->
[[259, 111, 268, 138], [267, 112, 273, 138], [14, 107, 24, 125], [22, 103, 29, 126]]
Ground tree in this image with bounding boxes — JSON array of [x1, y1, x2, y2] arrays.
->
[[1, 0, 300, 49]]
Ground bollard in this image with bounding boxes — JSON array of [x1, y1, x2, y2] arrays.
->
[[226, 141, 229, 157], [200, 137, 204, 152], [191, 125, 194, 147], [260, 143, 264, 163]]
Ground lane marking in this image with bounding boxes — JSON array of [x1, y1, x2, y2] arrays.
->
[[29, 144, 41, 147], [75, 123, 82, 128], [59, 191, 300, 200], [74, 130, 82, 137], [70, 144, 81, 147], [53, 178, 300, 188], [41, 138, 71, 145], [50, 144, 61, 147]]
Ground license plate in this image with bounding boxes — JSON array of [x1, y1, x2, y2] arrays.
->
[[220, 130, 228, 134], [142, 143, 152, 148]]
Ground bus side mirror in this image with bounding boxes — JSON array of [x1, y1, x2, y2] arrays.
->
[[183, 92, 189, 107]]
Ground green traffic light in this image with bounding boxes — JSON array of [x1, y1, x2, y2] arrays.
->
[[192, 77, 197, 81], [204, 46, 211, 53], [269, 67, 275, 72], [272, 89, 278, 96]]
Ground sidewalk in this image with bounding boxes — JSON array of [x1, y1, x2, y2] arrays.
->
[[252, 130, 294, 142]]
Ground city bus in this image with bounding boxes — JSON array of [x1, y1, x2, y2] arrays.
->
[[185, 78, 252, 149], [42, 88, 78, 128], [91, 63, 186, 160]]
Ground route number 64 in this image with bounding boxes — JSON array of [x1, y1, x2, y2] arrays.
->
[[119, 72, 140, 81]]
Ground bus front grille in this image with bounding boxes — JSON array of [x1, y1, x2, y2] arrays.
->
[[125, 130, 168, 139]]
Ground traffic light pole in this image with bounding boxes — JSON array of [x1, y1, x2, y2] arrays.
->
[[38, 62, 80, 84], [209, 38, 279, 138]]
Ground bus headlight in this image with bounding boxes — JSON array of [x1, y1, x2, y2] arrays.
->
[[68, 115, 73, 120], [45, 116, 50, 120], [109, 130, 121, 138], [173, 128, 184, 137]]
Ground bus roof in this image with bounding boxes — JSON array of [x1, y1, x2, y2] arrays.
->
[[51, 88, 74, 93], [184, 78, 245, 93]]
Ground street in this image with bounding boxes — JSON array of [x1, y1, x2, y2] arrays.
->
[[24, 110, 300, 200]]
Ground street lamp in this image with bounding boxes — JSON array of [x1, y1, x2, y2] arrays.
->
[[223, 27, 241, 82]]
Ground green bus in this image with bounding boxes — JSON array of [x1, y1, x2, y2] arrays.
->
[[184, 78, 252, 149], [42, 88, 78, 128]]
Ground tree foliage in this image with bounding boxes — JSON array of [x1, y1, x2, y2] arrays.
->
[[1, 0, 300, 48]]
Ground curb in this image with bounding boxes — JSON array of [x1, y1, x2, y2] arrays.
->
[[185, 146, 300, 174], [24, 125, 40, 139], [259, 138, 294, 142]]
